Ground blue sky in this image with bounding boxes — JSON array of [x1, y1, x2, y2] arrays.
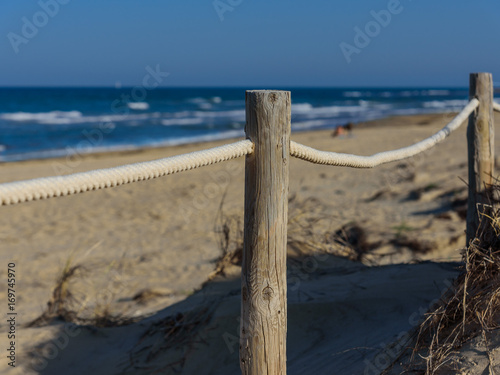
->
[[0, 0, 499, 87]]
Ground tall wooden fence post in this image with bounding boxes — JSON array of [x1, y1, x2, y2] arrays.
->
[[241, 90, 290, 375], [467, 72, 494, 244]]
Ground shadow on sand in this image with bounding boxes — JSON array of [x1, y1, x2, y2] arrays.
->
[[24, 254, 460, 375]]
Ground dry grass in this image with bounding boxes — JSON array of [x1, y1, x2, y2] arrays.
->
[[208, 193, 244, 281], [401, 185, 500, 374], [28, 256, 139, 328], [123, 308, 215, 374], [209, 194, 362, 281], [28, 257, 85, 327], [333, 222, 381, 261]]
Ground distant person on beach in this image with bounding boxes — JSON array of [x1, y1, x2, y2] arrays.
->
[[332, 122, 354, 138]]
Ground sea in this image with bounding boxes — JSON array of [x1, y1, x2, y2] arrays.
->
[[0, 87, 497, 162]]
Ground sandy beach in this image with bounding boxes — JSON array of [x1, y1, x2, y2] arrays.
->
[[1, 111, 500, 374]]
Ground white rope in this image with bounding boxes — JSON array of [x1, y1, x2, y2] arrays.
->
[[0, 140, 253, 206], [494, 101, 500, 113], [290, 98, 479, 168]]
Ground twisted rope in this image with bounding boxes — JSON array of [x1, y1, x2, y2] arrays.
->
[[0, 140, 253, 206], [494, 101, 500, 113], [290, 99, 479, 168]]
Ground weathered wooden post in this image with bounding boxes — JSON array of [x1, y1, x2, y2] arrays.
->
[[466, 73, 494, 244], [241, 90, 290, 374]]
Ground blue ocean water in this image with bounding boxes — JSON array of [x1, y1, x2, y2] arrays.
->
[[0, 87, 496, 162]]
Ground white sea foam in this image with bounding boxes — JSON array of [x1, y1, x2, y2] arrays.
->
[[0, 111, 160, 125], [167, 109, 245, 120], [289, 103, 372, 118], [291, 103, 314, 113], [187, 96, 222, 105], [127, 102, 150, 110], [297, 105, 365, 118], [357, 101, 392, 110], [149, 130, 244, 147], [423, 100, 468, 109], [0, 111, 82, 122], [41, 113, 155, 125]]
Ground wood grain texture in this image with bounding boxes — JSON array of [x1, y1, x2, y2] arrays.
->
[[241, 90, 290, 375], [467, 73, 494, 244]]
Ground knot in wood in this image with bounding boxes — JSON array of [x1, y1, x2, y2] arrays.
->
[[268, 93, 278, 103], [262, 286, 274, 301]]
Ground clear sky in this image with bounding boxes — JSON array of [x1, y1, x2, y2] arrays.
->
[[1, 0, 499, 87]]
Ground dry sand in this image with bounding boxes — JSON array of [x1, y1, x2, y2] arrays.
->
[[0, 111, 499, 374]]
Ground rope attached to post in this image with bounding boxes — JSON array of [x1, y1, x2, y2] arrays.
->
[[0, 140, 253, 206], [493, 101, 500, 113], [0, 98, 488, 205], [290, 98, 479, 168]]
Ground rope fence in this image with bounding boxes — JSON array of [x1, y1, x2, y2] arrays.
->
[[290, 98, 479, 168], [0, 74, 497, 375], [0, 140, 253, 205], [0, 98, 484, 205]]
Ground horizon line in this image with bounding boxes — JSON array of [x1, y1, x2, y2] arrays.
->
[[0, 85, 474, 89]]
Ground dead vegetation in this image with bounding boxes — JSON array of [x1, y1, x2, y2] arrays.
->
[[28, 256, 140, 328], [123, 308, 215, 374], [28, 258, 85, 327], [332, 222, 381, 261], [209, 195, 365, 282], [133, 289, 171, 305], [211, 182, 470, 276], [395, 184, 500, 374], [392, 236, 434, 255]]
